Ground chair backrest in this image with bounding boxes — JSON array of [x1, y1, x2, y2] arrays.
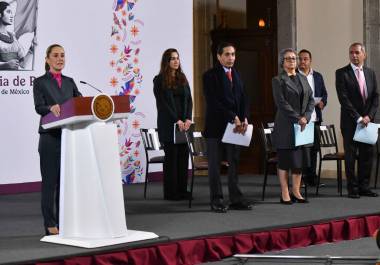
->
[[317, 124, 339, 151], [140, 128, 163, 151], [259, 122, 276, 154], [185, 131, 207, 157]]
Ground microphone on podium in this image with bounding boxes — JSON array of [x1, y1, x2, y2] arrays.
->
[[80, 80, 103, 93]]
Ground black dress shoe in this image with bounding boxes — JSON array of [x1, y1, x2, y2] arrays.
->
[[290, 193, 309, 203], [280, 198, 293, 205], [210, 203, 228, 213], [348, 193, 360, 199], [229, 201, 253, 210], [359, 190, 379, 197]]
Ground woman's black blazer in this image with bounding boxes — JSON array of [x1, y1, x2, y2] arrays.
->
[[153, 74, 192, 143]]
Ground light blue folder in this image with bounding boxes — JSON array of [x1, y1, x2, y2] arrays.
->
[[294, 122, 314, 146], [353, 122, 378, 145]]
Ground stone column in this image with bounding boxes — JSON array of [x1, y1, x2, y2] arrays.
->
[[364, 0, 380, 187], [277, 0, 297, 52]]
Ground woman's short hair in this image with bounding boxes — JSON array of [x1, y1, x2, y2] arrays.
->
[[278, 48, 297, 68], [0, 1, 10, 16]]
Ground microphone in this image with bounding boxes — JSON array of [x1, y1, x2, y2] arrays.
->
[[80, 80, 103, 93]]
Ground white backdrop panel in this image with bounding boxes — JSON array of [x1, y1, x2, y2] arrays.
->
[[0, 0, 193, 185]]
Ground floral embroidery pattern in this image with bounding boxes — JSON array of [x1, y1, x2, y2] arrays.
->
[[110, 0, 144, 184]]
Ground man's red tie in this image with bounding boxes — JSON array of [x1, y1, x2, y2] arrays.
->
[[226, 69, 232, 82]]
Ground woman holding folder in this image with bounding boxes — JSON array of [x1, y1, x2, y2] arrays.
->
[[272, 48, 314, 204], [33, 44, 82, 235], [153, 48, 193, 200]]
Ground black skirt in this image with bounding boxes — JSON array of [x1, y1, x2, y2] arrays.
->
[[277, 148, 310, 170]]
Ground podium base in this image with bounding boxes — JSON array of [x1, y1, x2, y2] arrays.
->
[[40, 230, 159, 248]]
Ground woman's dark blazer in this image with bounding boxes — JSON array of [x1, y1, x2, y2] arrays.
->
[[33, 72, 82, 133], [153, 74, 192, 143], [272, 71, 314, 149]]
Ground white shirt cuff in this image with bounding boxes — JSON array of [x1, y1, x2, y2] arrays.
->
[[357, 117, 363, 123]]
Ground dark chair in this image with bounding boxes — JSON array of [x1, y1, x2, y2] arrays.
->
[[316, 124, 344, 196], [140, 128, 165, 199], [185, 131, 208, 208], [259, 123, 278, 201]]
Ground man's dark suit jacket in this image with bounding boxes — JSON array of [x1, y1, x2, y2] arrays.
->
[[297, 69, 328, 122], [272, 71, 315, 149], [202, 64, 248, 139], [33, 72, 82, 133], [153, 74, 192, 143], [336, 64, 379, 135]]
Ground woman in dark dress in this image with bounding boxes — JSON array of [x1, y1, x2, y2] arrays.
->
[[33, 44, 82, 235], [153, 48, 193, 200], [272, 48, 314, 204]]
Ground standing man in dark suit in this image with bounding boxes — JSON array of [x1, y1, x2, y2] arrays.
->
[[336, 42, 379, 198], [298, 49, 328, 186], [203, 42, 251, 213]]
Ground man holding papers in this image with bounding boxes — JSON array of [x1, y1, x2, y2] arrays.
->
[[298, 49, 328, 187], [203, 42, 251, 213], [272, 48, 314, 205], [336, 42, 379, 198]]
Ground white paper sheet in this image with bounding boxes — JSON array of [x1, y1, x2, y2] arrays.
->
[[222, 123, 253, 147]]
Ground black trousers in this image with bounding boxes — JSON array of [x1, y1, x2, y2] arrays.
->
[[206, 138, 244, 204], [342, 129, 373, 193], [38, 131, 61, 228], [163, 142, 189, 199]]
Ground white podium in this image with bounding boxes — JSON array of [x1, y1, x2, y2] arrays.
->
[[40, 95, 158, 248]]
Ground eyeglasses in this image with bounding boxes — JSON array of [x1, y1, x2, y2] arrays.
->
[[284, 57, 297, 62]]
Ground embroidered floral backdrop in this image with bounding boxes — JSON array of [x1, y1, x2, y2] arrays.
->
[[109, 0, 145, 183], [107, 0, 193, 184]]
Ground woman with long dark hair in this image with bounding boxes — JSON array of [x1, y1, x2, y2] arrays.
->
[[33, 44, 82, 235], [153, 48, 193, 200], [0, 1, 33, 70]]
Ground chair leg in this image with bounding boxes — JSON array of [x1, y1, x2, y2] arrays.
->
[[338, 160, 343, 196], [189, 169, 195, 208], [336, 161, 340, 193], [316, 159, 322, 195], [262, 163, 269, 201], [374, 155, 379, 189], [144, 163, 149, 199]]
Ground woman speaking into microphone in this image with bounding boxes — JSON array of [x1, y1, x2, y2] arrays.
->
[[33, 44, 82, 235]]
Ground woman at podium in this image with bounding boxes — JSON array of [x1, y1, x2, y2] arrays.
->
[[33, 44, 82, 235], [271, 48, 314, 205], [153, 48, 193, 200]]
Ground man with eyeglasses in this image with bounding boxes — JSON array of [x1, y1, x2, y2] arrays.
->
[[297, 49, 328, 187], [336, 42, 379, 199], [202, 42, 252, 213]]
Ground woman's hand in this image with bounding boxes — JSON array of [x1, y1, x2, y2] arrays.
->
[[176, 120, 185, 131], [184, 119, 192, 131], [6, 59, 19, 69], [298, 116, 307, 131], [50, 104, 61, 117]]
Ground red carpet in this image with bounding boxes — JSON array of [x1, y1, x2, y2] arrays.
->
[[36, 214, 380, 265]]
